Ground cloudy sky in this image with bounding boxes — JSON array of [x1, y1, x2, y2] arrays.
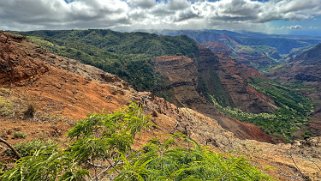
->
[[0, 0, 321, 35]]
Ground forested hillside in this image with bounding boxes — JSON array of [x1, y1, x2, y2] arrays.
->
[[24, 29, 199, 91]]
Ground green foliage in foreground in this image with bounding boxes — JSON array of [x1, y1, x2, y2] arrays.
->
[[24, 30, 199, 92], [117, 137, 271, 181], [211, 78, 314, 142], [1, 103, 271, 181]]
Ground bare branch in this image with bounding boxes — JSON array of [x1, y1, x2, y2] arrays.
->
[[0, 137, 20, 159]]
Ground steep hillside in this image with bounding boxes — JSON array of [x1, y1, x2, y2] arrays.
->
[[153, 55, 278, 143], [197, 48, 277, 113], [295, 43, 321, 65], [0, 32, 320, 180], [0, 32, 272, 142]]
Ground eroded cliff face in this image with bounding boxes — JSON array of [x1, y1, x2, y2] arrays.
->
[[197, 48, 277, 114], [153, 56, 217, 116], [153, 49, 277, 143], [153, 47, 277, 115]]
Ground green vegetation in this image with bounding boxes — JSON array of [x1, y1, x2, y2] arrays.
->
[[12, 132, 27, 139], [211, 78, 313, 142], [116, 137, 271, 181], [5, 140, 57, 157], [24, 30, 199, 92], [0, 96, 14, 117], [197, 72, 234, 107], [250, 78, 313, 116], [1, 103, 271, 180]]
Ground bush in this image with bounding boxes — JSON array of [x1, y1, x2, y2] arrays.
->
[[23, 105, 35, 119], [12, 132, 26, 139], [0, 96, 13, 117], [116, 137, 271, 181], [5, 140, 57, 157]]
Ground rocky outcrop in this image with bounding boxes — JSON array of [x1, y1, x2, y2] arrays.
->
[[0, 34, 49, 85]]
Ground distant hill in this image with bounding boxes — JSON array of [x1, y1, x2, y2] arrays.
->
[[274, 43, 321, 82], [295, 43, 321, 65], [159, 30, 321, 70]]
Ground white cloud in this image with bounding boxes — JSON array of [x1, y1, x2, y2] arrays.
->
[[288, 25, 303, 30], [0, 0, 320, 32]]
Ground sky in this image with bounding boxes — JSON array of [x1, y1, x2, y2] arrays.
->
[[0, 0, 321, 36]]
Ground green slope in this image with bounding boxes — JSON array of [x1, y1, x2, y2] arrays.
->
[[24, 29, 199, 92]]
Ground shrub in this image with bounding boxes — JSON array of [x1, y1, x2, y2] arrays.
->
[[5, 140, 57, 157], [12, 132, 26, 139], [116, 137, 271, 181], [23, 105, 35, 119], [0, 96, 13, 117]]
